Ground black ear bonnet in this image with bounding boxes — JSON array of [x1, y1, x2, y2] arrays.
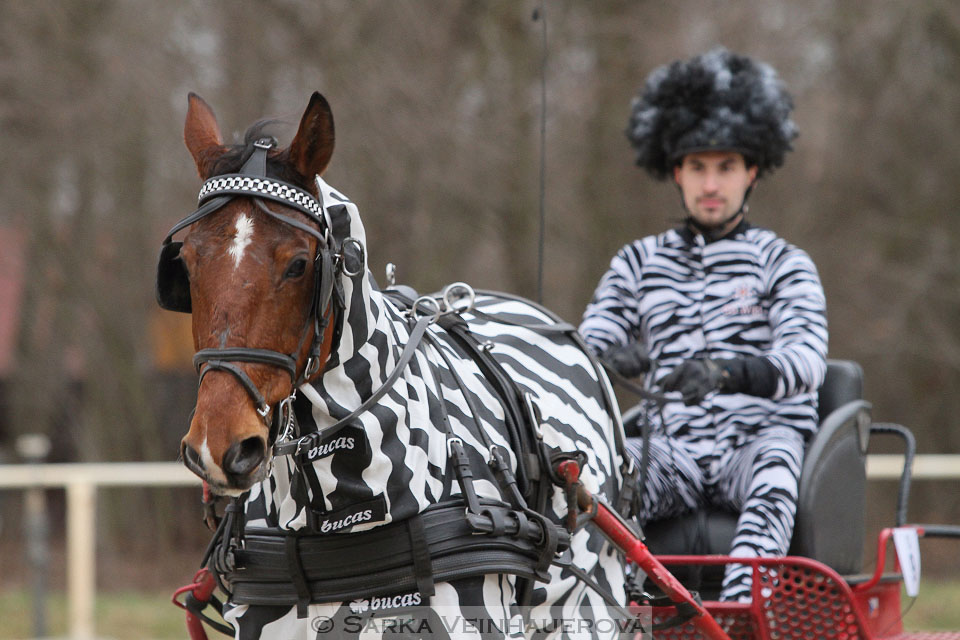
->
[[626, 47, 797, 179]]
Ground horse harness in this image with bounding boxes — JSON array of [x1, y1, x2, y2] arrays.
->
[[163, 148, 645, 626], [196, 287, 643, 620]]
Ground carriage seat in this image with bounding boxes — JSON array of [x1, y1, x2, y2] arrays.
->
[[627, 359, 872, 593]]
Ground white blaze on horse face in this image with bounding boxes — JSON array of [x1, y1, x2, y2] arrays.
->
[[198, 438, 221, 480], [228, 213, 255, 268]]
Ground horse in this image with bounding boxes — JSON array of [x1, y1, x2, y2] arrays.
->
[[158, 92, 637, 639]]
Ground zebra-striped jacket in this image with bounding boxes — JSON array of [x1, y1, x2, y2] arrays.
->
[[579, 221, 828, 453]]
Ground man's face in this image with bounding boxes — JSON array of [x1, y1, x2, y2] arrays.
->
[[673, 151, 758, 231]]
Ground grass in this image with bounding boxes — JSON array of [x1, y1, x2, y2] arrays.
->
[[0, 581, 958, 638], [903, 579, 960, 631], [0, 589, 186, 640]]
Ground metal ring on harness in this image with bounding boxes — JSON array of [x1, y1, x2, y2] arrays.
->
[[411, 295, 442, 324], [442, 281, 476, 313], [337, 236, 365, 277], [276, 394, 298, 444]]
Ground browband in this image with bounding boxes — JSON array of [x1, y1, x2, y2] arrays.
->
[[198, 174, 325, 223]]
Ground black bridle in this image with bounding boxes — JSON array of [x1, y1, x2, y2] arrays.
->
[[157, 138, 348, 441]]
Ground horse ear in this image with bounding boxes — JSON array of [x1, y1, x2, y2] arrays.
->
[[184, 93, 225, 179], [288, 92, 335, 179]]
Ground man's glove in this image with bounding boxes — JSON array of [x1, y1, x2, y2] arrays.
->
[[601, 342, 651, 378], [661, 359, 725, 405], [661, 356, 780, 406]]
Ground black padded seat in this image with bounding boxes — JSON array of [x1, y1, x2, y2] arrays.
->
[[789, 360, 871, 574], [628, 359, 872, 595]]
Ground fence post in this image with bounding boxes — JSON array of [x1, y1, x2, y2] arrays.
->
[[67, 479, 96, 640], [16, 434, 51, 638]]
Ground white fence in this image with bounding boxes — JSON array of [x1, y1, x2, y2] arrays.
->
[[0, 463, 198, 639], [0, 457, 958, 639]]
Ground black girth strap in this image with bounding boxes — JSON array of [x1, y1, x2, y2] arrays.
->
[[438, 317, 535, 500], [222, 500, 556, 607]]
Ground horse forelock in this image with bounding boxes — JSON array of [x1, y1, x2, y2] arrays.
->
[[208, 120, 313, 192]]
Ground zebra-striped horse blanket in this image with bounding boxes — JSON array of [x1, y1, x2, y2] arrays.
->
[[218, 177, 631, 639]]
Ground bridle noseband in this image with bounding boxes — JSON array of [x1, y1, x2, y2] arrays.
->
[[157, 138, 353, 442]]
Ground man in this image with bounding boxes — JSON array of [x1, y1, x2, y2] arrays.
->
[[579, 48, 828, 602]]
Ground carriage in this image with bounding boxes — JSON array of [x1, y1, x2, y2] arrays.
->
[[164, 92, 960, 639]]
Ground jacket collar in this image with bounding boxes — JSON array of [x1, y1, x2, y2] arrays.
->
[[677, 216, 751, 245]]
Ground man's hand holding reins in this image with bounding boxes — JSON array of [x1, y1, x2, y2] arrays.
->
[[601, 342, 651, 379], [661, 356, 779, 406]]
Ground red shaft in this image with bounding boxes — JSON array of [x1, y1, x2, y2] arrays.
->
[[180, 569, 217, 640], [186, 612, 210, 640], [589, 503, 731, 640], [556, 460, 731, 640]]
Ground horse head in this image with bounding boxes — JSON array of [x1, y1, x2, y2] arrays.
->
[[165, 92, 337, 495]]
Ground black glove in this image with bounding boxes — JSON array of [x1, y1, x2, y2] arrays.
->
[[661, 359, 725, 405], [601, 342, 651, 378], [661, 356, 780, 405]]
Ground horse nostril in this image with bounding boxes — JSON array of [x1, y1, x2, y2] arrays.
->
[[181, 442, 205, 475], [222, 437, 266, 479]]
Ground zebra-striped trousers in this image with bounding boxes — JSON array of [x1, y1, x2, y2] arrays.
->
[[625, 425, 805, 602]]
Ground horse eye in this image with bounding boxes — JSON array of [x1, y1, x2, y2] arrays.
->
[[284, 258, 308, 279]]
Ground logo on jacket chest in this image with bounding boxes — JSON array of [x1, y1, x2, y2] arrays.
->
[[721, 284, 763, 317]]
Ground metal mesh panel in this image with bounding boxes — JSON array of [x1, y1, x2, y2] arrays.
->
[[757, 563, 861, 639], [649, 559, 868, 640]]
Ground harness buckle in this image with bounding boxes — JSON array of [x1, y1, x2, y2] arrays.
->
[[385, 262, 397, 287], [337, 237, 366, 277], [257, 403, 271, 419], [303, 356, 321, 380], [292, 434, 316, 457], [446, 436, 464, 458], [622, 455, 636, 477], [523, 392, 544, 439]]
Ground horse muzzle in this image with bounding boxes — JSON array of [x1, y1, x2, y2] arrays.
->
[[181, 434, 271, 496]]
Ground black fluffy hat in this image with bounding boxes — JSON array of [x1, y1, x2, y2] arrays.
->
[[626, 48, 797, 180]]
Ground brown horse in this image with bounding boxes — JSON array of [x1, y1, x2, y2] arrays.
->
[[161, 92, 630, 637], [171, 92, 337, 495]]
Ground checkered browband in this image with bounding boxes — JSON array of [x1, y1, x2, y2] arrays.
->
[[198, 174, 324, 222]]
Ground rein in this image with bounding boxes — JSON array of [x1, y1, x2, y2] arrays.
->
[[273, 283, 473, 458]]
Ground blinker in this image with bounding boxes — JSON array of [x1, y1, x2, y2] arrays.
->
[[156, 242, 192, 313]]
